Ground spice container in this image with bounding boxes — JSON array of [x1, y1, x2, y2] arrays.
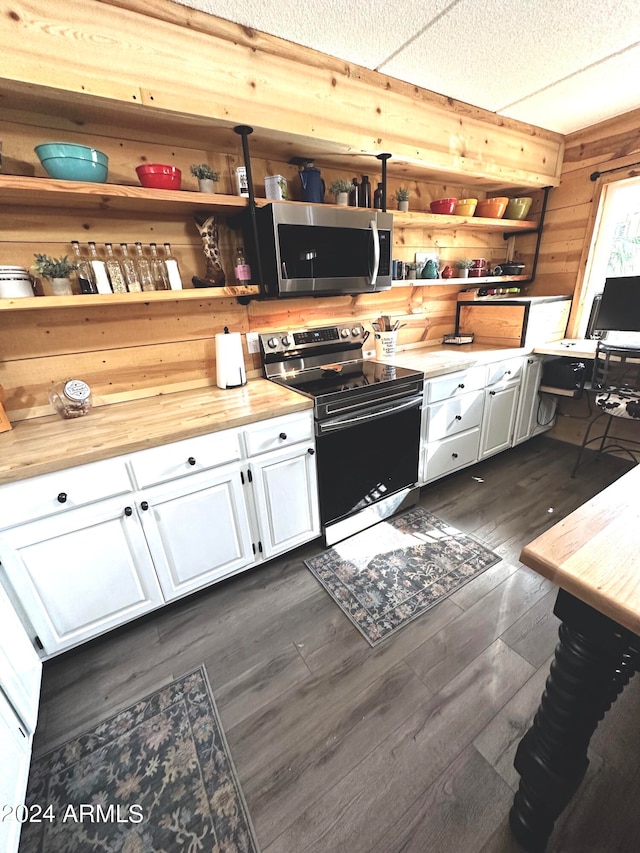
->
[[49, 379, 92, 418]]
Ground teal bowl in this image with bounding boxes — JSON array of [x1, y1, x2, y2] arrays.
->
[[35, 142, 109, 183]]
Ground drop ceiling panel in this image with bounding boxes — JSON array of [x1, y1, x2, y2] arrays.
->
[[174, 0, 453, 69], [173, 0, 640, 134], [378, 0, 640, 116], [499, 44, 640, 134]]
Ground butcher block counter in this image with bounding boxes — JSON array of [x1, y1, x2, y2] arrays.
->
[[510, 462, 640, 852], [0, 343, 532, 486], [0, 380, 313, 485]]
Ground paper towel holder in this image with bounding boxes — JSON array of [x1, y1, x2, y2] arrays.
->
[[216, 326, 247, 390]]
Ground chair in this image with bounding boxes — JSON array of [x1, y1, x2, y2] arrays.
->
[[571, 341, 640, 476]]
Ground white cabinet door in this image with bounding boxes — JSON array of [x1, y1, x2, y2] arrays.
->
[[0, 691, 31, 853], [513, 357, 543, 445], [138, 464, 254, 601], [0, 498, 164, 656], [249, 443, 320, 559], [0, 585, 41, 735], [480, 382, 521, 459]]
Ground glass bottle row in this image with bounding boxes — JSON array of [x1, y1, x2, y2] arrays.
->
[[70, 241, 183, 294]]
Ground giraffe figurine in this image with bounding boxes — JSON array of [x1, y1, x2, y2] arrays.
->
[[192, 214, 226, 287]]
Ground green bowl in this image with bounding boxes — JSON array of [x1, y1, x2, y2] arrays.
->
[[35, 142, 109, 183], [504, 197, 533, 221]]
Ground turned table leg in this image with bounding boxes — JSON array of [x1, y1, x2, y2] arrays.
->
[[509, 590, 640, 852]]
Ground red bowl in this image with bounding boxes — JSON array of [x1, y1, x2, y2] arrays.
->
[[135, 164, 182, 190], [430, 197, 457, 215]]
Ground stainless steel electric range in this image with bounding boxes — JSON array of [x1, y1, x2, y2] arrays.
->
[[259, 324, 424, 545]]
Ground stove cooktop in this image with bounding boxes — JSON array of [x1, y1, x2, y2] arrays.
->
[[271, 358, 421, 399]]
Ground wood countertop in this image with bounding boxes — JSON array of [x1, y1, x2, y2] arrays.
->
[[0, 343, 533, 486], [0, 380, 312, 485], [520, 464, 640, 635]]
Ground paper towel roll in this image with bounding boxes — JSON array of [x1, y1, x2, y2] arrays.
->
[[215, 331, 247, 389]]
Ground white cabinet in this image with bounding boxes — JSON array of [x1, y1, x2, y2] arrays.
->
[[513, 356, 557, 444], [0, 496, 165, 655], [138, 464, 254, 601], [243, 411, 320, 558], [0, 410, 319, 657], [137, 410, 319, 597], [0, 584, 41, 853], [249, 443, 320, 558], [0, 691, 31, 853], [420, 366, 485, 484], [479, 357, 523, 459]]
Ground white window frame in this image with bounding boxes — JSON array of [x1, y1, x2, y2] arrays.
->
[[577, 174, 640, 337]]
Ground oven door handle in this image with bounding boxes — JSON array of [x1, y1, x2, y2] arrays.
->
[[369, 219, 380, 288], [318, 394, 422, 433]]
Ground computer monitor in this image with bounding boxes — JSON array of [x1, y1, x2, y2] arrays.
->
[[594, 276, 640, 333]]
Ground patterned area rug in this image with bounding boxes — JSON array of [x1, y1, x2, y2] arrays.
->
[[19, 667, 259, 853], [305, 506, 500, 646]]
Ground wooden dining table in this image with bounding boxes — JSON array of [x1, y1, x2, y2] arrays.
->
[[509, 463, 640, 852]]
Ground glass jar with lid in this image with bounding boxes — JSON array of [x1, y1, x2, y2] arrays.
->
[[49, 379, 92, 418]]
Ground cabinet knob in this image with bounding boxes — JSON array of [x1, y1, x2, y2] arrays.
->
[[307, 447, 315, 455], [279, 432, 287, 440], [489, 390, 496, 396], [188, 456, 196, 466], [505, 370, 511, 375], [528, 358, 534, 364], [452, 452, 459, 459], [57, 492, 68, 504], [124, 506, 133, 517], [140, 501, 149, 511], [455, 414, 462, 421], [458, 383, 465, 389]]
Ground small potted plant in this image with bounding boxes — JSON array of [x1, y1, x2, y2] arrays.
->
[[395, 187, 410, 212], [33, 253, 78, 295], [454, 258, 474, 278], [329, 179, 353, 206], [190, 164, 220, 193]]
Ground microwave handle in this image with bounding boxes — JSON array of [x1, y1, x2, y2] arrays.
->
[[369, 219, 380, 287]]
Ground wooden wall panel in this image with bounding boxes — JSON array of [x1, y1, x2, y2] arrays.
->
[[0, 0, 563, 188]]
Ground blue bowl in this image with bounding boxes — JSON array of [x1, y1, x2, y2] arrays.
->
[[35, 142, 109, 183]]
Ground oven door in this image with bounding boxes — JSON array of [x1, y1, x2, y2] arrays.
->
[[315, 393, 422, 535]]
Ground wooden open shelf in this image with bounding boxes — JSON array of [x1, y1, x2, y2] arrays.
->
[[0, 176, 538, 233], [0, 285, 261, 311], [392, 274, 529, 288]]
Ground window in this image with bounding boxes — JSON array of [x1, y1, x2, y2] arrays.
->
[[579, 175, 640, 337]]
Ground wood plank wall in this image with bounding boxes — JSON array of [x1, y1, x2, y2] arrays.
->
[[536, 108, 640, 446], [528, 108, 640, 309], [0, 0, 565, 422], [0, 111, 544, 421]]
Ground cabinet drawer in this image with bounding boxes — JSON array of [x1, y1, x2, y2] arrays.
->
[[425, 367, 485, 404], [0, 458, 133, 530], [424, 428, 481, 482], [243, 411, 314, 457], [426, 391, 484, 441], [129, 429, 242, 488], [486, 357, 524, 388]]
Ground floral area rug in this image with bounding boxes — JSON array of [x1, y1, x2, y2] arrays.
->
[[19, 667, 259, 853], [305, 506, 500, 646]]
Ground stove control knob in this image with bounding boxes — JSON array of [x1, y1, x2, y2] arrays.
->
[[340, 328, 350, 338], [281, 335, 291, 347], [267, 337, 279, 349], [351, 327, 361, 336]]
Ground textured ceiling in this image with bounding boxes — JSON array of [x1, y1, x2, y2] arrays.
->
[[172, 0, 640, 134]]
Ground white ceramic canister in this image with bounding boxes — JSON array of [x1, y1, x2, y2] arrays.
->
[[0, 271, 35, 298]]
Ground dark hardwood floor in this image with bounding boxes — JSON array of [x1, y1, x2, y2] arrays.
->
[[33, 437, 640, 852]]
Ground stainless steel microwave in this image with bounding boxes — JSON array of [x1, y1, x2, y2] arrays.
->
[[248, 203, 393, 297]]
